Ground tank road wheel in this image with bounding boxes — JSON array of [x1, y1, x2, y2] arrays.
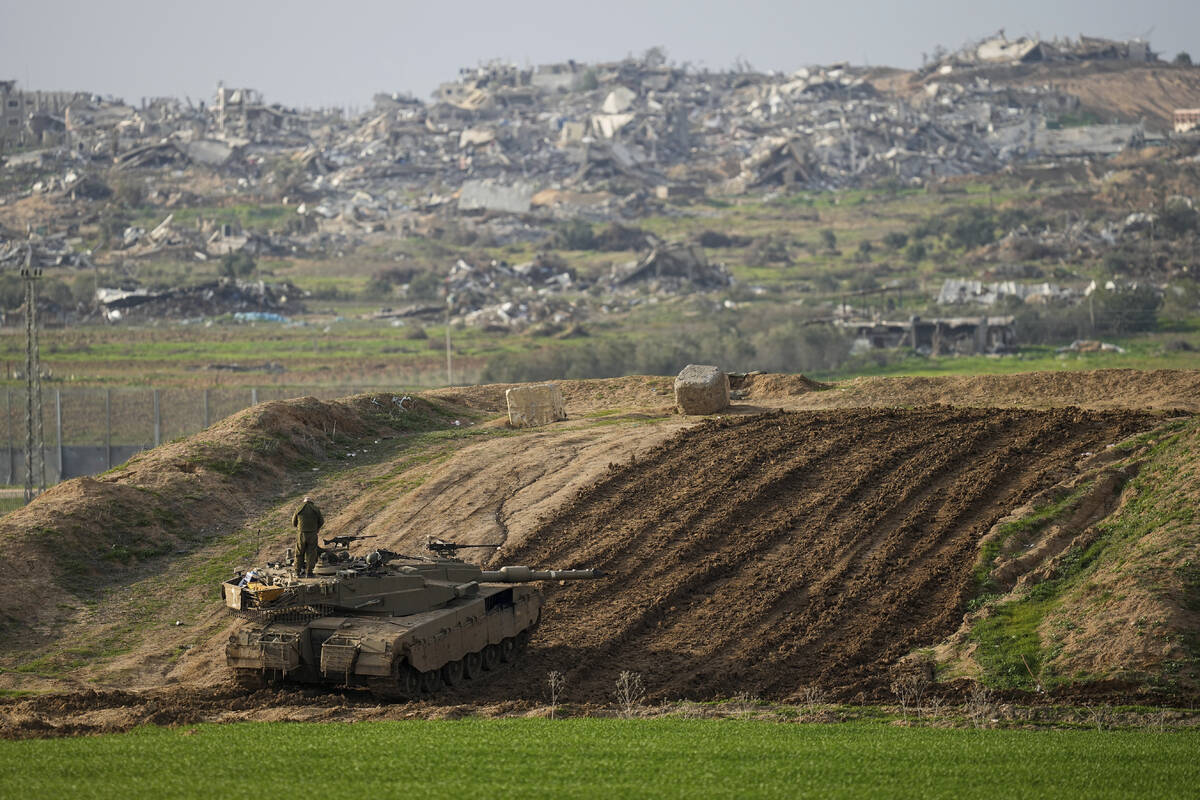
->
[[463, 651, 483, 679], [396, 662, 420, 698], [441, 659, 464, 687], [370, 660, 420, 700], [419, 669, 444, 694], [234, 669, 267, 691], [481, 643, 501, 671], [499, 638, 516, 663]]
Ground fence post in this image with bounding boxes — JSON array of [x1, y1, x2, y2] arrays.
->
[[105, 388, 112, 469], [55, 389, 62, 481], [203, 387, 210, 429], [251, 387, 258, 406], [153, 388, 161, 448]]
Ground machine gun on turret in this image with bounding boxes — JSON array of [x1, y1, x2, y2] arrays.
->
[[426, 536, 501, 559], [323, 534, 376, 549]]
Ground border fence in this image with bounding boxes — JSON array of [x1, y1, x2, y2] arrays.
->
[[1, 384, 409, 487]]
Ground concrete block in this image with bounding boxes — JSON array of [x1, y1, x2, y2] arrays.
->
[[458, 180, 534, 214], [506, 383, 567, 427], [674, 364, 729, 415]]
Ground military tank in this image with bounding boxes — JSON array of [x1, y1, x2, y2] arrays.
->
[[221, 536, 603, 697]]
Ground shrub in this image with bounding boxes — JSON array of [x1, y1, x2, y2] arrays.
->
[[947, 207, 996, 249], [554, 219, 596, 250], [407, 271, 444, 300], [904, 242, 927, 263], [112, 179, 145, 209], [1160, 198, 1198, 238], [220, 251, 256, 279]]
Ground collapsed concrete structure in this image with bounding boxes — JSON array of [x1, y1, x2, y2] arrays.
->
[[3, 34, 1175, 220], [843, 316, 1017, 356]]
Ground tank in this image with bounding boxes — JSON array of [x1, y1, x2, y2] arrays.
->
[[221, 536, 603, 697]]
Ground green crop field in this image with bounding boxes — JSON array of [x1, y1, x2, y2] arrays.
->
[[1, 719, 1197, 799]]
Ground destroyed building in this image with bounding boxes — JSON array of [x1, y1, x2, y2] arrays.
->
[[843, 316, 1017, 355], [2, 43, 1170, 220], [934, 33, 1156, 70], [1176, 109, 1200, 135], [94, 278, 304, 322], [0, 80, 85, 148], [0, 36, 1190, 306]]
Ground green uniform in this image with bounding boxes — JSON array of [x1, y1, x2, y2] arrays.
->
[[291, 500, 325, 577]]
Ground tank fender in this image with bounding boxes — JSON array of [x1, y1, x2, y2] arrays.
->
[[487, 588, 542, 645], [408, 620, 465, 672], [352, 637, 393, 677]]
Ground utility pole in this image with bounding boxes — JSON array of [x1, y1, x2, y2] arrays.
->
[[21, 248, 43, 503], [444, 294, 454, 386]]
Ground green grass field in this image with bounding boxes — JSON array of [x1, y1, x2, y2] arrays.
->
[[1, 719, 1197, 799]]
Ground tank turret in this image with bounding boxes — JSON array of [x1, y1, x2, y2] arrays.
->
[[222, 538, 603, 697]]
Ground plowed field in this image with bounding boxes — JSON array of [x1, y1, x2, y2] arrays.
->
[[467, 407, 1159, 702]]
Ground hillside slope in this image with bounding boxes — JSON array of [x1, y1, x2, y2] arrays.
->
[[478, 407, 1163, 702]]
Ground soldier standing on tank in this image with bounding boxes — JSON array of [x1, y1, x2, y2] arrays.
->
[[291, 496, 324, 577]]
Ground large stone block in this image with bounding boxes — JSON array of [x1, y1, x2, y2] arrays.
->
[[506, 383, 567, 427], [674, 364, 729, 415]]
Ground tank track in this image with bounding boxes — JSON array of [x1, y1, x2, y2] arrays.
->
[[367, 630, 530, 700], [233, 668, 268, 690], [232, 630, 532, 699]]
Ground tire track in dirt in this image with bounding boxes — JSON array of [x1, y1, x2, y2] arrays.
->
[[459, 407, 1162, 703]]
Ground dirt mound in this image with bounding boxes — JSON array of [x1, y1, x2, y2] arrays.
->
[[427, 370, 1200, 415], [887, 62, 1200, 131], [457, 407, 1162, 703], [427, 376, 673, 414], [1007, 63, 1200, 130], [789, 370, 1200, 413], [733, 372, 831, 398], [0, 394, 444, 641]]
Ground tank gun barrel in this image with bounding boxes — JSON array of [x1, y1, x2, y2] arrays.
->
[[478, 565, 605, 582]]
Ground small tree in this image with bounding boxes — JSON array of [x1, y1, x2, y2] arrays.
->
[[407, 270, 443, 300], [1160, 198, 1199, 238], [554, 218, 596, 250], [948, 207, 996, 250], [1174, 51, 1193, 66], [903, 241, 927, 264], [614, 670, 645, 718], [220, 251, 256, 279], [819, 228, 838, 251]]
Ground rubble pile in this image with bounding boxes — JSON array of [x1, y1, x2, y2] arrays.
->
[[610, 240, 732, 290], [0, 232, 93, 268], [94, 278, 304, 322], [3, 41, 1161, 230]]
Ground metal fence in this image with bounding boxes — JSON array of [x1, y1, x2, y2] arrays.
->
[[0, 384, 406, 486]]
